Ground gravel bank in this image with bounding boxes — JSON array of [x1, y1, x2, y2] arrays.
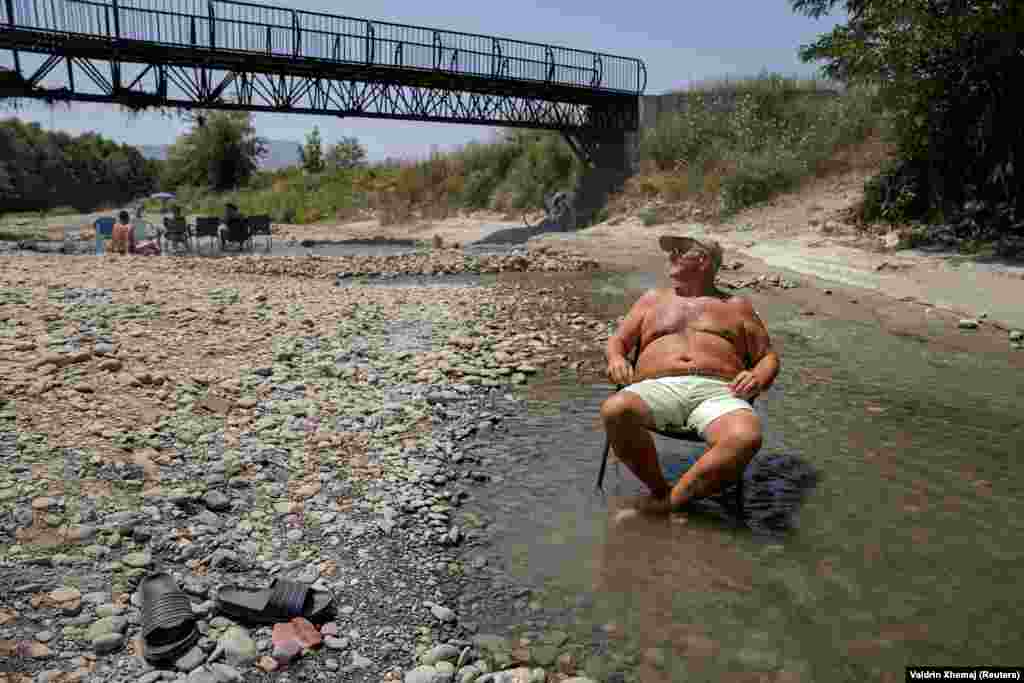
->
[[0, 248, 623, 683]]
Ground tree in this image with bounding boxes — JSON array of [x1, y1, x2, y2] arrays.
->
[[791, 0, 1024, 232], [162, 111, 265, 191], [0, 118, 159, 213], [325, 136, 367, 170], [299, 125, 324, 173]]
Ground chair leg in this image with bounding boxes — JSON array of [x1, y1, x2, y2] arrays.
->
[[735, 470, 745, 519]]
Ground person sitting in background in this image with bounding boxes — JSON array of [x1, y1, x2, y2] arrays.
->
[[110, 210, 134, 255], [220, 202, 241, 243], [132, 205, 161, 256]]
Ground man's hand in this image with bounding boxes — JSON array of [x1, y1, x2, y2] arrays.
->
[[730, 370, 764, 400], [607, 355, 635, 386]]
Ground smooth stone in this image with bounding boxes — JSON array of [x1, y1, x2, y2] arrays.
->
[[122, 551, 152, 568], [207, 662, 244, 682], [423, 643, 461, 665], [429, 604, 456, 623], [323, 636, 348, 650], [175, 646, 206, 672], [92, 632, 125, 654], [405, 665, 441, 683], [186, 668, 218, 683], [203, 491, 231, 512], [87, 616, 127, 641], [218, 626, 257, 667]]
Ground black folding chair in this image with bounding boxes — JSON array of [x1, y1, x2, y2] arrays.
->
[[161, 217, 192, 253], [248, 215, 273, 251], [193, 217, 221, 253], [597, 345, 751, 517], [221, 217, 252, 251]]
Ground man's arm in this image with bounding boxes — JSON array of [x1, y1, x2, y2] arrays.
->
[[735, 297, 780, 390]]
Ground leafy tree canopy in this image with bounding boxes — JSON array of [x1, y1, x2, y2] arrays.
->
[[791, 0, 1023, 232], [0, 117, 159, 214], [325, 136, 368, 170], [162, 110, 265, 192]]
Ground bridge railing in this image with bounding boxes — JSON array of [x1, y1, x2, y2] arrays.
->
[[4, 0, 647, 94]]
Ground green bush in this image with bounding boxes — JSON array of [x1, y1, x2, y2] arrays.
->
[[638, 72, 883, 215], [720, 153, 806, 214]]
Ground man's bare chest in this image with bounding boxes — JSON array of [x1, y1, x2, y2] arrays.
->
[[643, 296, 736, 341]]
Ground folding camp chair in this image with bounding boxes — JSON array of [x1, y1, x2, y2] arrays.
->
[[162, 216, 192, 253], [193, 217, 221, 252], [248, 215, 273, 251], [221, 217, 251, 251], [597, 345, 752, 517], [93, 216, 115, 254]]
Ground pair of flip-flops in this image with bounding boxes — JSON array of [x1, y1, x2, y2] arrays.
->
[[140, 574, 335, 666]]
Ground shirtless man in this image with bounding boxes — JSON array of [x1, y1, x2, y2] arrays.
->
[[601, 235, 780, 513]]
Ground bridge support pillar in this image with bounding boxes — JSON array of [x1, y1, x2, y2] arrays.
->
[[558, 128, 635, 230]]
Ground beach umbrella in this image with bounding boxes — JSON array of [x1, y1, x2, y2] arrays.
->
[[150, 192, 176, 213]]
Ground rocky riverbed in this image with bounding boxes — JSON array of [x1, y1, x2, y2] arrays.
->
[[0, 248, 644, 683]]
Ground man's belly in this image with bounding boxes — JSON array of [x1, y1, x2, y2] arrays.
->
[[635, 332, 745, 381]]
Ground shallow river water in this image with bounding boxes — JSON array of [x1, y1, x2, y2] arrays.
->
[[460, 270, 1023, 682]]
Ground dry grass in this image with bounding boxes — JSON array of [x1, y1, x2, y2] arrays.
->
[[610, 74, 885, 222], [667, 71, 846, 95]]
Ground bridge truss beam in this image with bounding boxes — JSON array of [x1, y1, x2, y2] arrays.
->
[[0, 52, 637, 133]]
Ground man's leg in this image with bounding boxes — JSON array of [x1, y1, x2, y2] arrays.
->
[[600, 392, 671, 500], [669, 409, 762, 509]]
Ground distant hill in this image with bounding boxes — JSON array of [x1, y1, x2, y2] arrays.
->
[[137, 139, 301, 170]]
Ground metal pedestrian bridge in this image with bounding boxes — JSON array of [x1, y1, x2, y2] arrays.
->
[[0, 0, 646, 145]]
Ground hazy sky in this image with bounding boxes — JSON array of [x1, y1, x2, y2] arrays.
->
[[2, 0, 845, 161]]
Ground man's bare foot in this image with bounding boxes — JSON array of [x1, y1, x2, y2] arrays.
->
[[634, 494, 673, 516], [612, 508, 639, 525]]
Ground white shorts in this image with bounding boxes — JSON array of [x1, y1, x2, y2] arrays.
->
[[622, 376, 754, 437]]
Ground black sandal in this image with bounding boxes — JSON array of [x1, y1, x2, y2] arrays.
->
[[140, 573, 199, 665], [215, 578, 335, 626]]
